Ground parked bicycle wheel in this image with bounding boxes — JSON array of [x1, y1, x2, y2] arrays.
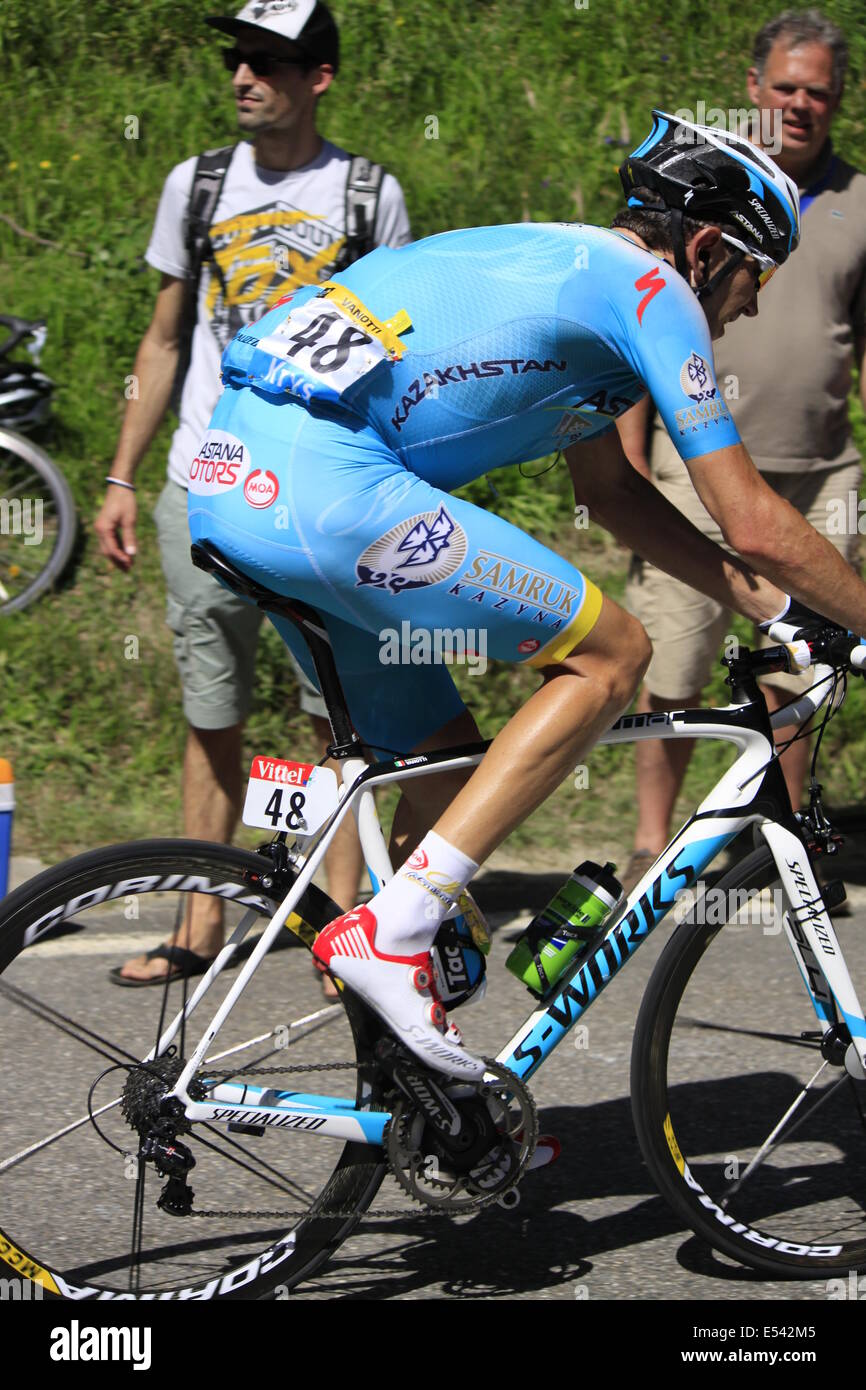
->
[[0, 840, 387, 1300], [631, 844, 866, 1275], [0, 427, 77, 614]]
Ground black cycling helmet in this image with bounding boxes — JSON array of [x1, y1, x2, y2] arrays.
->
[[620, 110, 801, 299]]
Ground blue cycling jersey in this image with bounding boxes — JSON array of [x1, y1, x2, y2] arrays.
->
[[219, 221, 740, 490], [193, 222, 743, 750]]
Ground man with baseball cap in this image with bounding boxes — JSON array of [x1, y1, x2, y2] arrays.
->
[[96, 0, 411, 985]]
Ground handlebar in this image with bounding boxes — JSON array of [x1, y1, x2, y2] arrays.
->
[[764, 622, 866, 731]]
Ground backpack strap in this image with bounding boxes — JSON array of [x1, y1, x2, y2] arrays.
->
[[335, 154, 385, 271], [183, 144, 236, 280], [171, 145, 236, 411]]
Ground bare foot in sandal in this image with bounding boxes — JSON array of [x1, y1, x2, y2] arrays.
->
[[112, 900, 223, 986]]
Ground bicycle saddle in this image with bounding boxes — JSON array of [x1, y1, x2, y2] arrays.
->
[[191, 539, 326, 631]]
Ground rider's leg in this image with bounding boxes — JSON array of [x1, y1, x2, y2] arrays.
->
[[431, 597, 651, 862], [314, 597, 651, 1075], [389, 709, 481, 864]]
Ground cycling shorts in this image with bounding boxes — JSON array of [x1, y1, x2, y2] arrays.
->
[[187, 385, 603, 752]]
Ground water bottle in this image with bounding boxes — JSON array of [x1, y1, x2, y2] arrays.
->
[[505, 861, 622, 997]]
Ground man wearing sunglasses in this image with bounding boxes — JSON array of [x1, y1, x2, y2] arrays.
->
[[96, 0, 411, 985], [620, 9, 866, 894]]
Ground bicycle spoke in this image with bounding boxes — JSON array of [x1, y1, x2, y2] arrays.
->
[[0, 1095, 124, 1175], [0, 979, 142, 1067], [723, 1060, 840, 1198]]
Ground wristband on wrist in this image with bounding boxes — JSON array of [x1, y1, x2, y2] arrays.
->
[[758, 594, 791, 632], [105, 476, 136, 492]]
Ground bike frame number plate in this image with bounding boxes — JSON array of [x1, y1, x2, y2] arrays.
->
[[242, 758, 339, 837]]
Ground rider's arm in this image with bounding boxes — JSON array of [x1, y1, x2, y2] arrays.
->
[[614, 395, 653, 479], [685, 440, 866, 635], [567, 430, 866, 636], [94, 274, 185, 569]]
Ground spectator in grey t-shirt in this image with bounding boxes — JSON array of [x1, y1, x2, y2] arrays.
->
[[94, 1, 411, 985]]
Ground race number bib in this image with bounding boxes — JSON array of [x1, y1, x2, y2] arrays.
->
[[242, 758, 339, 838], [237, 284, 412, 407]]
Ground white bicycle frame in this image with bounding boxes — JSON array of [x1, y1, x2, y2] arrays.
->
[[158, 655, 866, 1139]]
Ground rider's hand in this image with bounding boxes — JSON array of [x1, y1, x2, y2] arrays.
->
[[758, 595, 826, 643], [94, 485, 138, 571]]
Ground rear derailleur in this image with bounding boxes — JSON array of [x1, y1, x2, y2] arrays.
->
[[121, 1055, 205, 1217], [377, 1040, 537, 1212]]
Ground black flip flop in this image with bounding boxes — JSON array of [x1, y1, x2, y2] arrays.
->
[[108, 944, 218, 988]]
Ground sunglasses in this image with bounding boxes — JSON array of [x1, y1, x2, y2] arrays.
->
[[222, 46, 309, 77], [720, 233, 778, 291]]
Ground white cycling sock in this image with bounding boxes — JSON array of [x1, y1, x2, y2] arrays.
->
[[371, 830, 480, 956]]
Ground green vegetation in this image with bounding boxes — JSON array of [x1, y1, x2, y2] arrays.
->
[[1, 0, 865, 864]]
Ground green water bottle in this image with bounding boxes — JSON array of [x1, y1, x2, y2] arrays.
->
[[505, 861, 622, 997]]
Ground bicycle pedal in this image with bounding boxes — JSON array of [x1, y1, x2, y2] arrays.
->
[[227, 1121, 266, 1137]]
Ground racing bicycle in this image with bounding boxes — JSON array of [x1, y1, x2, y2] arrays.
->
[[0, 314, 77, 614], [2, 538, 866, 1299]]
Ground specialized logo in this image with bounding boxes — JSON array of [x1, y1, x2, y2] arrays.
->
[[634, 266, 666, 325], [448, 549, 580, 635], [244, 469, 279, 508], [680, 351, 717, 404], [390, 357, 567, 433], [518, 638, 541, 654], [748, 196, 780, 238], [406, 848, 429, 870], [188, 431, 251, 495], [356, 507, 467, 594]]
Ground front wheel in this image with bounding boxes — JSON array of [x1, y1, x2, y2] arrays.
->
[[631, 845, 866, 1276], [0, 839, 387, 1300]]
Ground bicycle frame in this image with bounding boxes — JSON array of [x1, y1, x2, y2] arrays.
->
[[162, 661, 866, 1142]]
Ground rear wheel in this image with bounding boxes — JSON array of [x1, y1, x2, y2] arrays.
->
[[632, 845, 866, 1275], [0, 839, 387, 1300]]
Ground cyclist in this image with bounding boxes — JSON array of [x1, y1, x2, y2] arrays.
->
[[188, 111, 866, 1079]]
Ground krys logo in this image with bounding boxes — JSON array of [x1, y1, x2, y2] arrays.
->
[[680, 351, 717, 404], [356, 507, 467, 594], [189, 431, 251, 496], [244, 469, 279, 509]]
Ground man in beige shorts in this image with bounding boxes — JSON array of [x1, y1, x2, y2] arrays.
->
[[621, 9, 866, 885], [94, 1, 411, 983]]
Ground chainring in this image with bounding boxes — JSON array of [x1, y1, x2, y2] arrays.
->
[[385, 1058, 537, 1212]]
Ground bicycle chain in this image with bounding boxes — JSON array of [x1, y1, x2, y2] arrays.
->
[[187, 1058, 453, 1221]]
